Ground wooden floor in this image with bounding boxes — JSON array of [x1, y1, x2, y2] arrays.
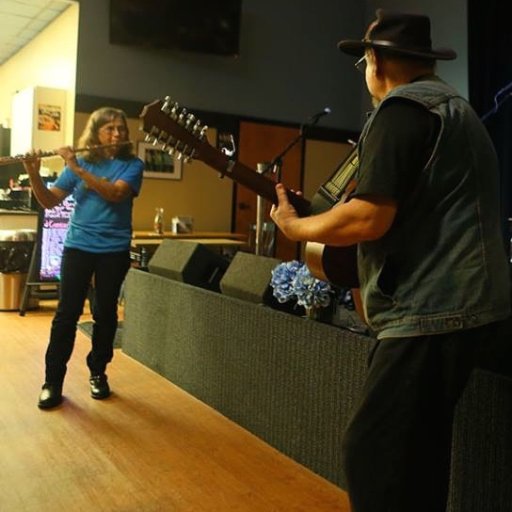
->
[[0, 301, 350, 512]]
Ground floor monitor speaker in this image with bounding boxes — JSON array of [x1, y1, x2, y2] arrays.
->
[[220, 251, 281, 304], [148, 240, 229, 292]]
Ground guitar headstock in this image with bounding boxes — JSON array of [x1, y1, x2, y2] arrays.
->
[[139, 97, 208, 163]]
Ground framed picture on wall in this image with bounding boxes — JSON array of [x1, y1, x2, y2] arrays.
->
[[137, 141, 183, 180]]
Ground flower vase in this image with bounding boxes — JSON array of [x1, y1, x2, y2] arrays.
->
[[304, 306, 319, 320]]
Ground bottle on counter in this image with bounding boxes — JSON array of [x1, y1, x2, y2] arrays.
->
[[153, 207, 164, 235], [139, 247, 149, 270]]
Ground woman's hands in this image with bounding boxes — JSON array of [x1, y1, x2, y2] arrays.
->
[[22, 146, 80, 176], [56, 146, 81, 175], [22, 150, 43, 176], [21, 149, 66, 209]]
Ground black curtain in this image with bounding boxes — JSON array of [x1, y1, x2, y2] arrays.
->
[[468, 1, 512, 244]]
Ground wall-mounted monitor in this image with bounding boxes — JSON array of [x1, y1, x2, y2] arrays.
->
[[109, 0, 242, 57]]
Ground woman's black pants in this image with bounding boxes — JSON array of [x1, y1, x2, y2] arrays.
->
[[44, 247, 131, 385]]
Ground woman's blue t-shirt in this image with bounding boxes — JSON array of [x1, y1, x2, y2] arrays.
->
[[53, 156, 144, 253]]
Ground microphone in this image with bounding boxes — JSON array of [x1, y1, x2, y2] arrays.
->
[[300, 107, 332, 135], [264, 107, 333, 173], [308, 107, 332, 125]]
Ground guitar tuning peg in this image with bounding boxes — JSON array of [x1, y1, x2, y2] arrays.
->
[[190, 120, 199, 133], [185, 114, 196, 130], [182, 147, 194, 164], [178, 109, 188, 124], [144, 127, 158, 142], [199, 125, 209, 140], [169, 104, 179, 120], [157, 130, 168, 142], [162, 97, 172, 113]]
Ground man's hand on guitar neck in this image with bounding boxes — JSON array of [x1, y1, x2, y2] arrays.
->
[[270, 183, 302, 240], [271, 182, 398, 246]]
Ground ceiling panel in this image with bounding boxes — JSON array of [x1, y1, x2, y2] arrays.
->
[[0, 0, 75, 66]]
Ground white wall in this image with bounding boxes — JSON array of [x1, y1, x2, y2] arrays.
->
[[0, 4, 79, 151]]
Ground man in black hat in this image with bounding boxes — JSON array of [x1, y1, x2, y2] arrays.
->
[[271, 9, 511, 512]]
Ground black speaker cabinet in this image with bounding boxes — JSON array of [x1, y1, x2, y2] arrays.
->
[[220, 251, 281, 304], [148, 240, 229, 292]]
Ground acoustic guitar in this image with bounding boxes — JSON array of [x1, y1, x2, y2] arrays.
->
[[139, 98, 359, 288]]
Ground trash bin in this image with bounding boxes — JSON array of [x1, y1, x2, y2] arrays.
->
[[0, 229, 37, 311]]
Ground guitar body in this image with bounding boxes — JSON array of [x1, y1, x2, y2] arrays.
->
[[305, 242, 359, 288], [304, 149, 360, 288]]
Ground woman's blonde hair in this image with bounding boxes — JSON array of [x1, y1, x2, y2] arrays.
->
[[77, 107, 134, 163]]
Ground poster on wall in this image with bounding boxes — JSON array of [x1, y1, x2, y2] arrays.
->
[[37, 104, 62, 131], [11, 87, 66, 155]]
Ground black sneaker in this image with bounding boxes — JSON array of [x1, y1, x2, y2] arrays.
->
[[38, 383, 63, 409], [89, 374, 110, 400]]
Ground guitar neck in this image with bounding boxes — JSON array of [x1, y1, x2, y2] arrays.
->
[[139, 100, 311, 217], [199, 143, 311, 217]]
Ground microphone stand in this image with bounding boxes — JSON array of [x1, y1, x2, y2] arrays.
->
[[263, 130, 305, 178], [255, 163, 270, 256], [254, 120, 318, 256]]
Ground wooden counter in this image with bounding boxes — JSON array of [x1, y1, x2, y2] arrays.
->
[[132, 237, 245, 248], [132, 230, 247, 241], [131, 232, 248, 259], [0, 209, 38, 230]]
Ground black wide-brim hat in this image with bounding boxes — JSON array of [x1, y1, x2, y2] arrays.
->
[[338, 9, 457, 61]]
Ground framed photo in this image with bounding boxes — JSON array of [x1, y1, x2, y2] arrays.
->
[[137, 141, 183, 180]]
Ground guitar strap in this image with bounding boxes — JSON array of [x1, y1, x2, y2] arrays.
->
[[310, 147, 359, 214]]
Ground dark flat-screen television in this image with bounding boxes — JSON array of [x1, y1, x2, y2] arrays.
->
[[109, 0, 242, 57]]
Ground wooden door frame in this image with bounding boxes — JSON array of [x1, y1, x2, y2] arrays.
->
[[235, 120, 304, 261]]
